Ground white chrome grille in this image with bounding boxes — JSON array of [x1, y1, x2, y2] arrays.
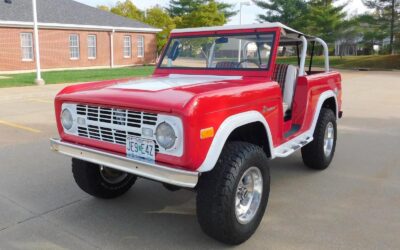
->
[[75, 104, 159, 151]]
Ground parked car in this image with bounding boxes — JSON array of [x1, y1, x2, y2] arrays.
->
[[51, 22, 342, 245]]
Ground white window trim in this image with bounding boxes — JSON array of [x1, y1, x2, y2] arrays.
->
[[69, 34, 80, 60], [20, 33, 34, 62], [123, 35, 132, 58], [137, 35, 144, 58], [87, 35, 97, 60]]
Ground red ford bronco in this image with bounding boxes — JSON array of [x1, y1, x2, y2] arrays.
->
[[51, 23, 342, 245]]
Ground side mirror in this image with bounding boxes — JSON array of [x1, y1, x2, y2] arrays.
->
[[168, 40, 181, 61]]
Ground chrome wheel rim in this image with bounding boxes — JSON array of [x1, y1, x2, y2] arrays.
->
[[324, 122, 334, 157], [235, 167, 263, 225], [99, 166, 128, 184]]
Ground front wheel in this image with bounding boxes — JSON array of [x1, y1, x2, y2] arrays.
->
[[301, 108, 337, 170], [196, 142, 270, 245], [72, 159, 137, 199]]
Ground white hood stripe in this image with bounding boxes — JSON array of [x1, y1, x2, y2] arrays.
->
[[110, 74, 242, 91]]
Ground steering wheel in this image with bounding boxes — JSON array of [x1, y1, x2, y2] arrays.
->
[[237, 59, 261, 69]]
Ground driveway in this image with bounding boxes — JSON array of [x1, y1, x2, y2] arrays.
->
[[0, 71, 399, 249]]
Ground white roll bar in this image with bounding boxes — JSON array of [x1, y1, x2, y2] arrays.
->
[[298, 36, 308, 76], [299, 36, 330, 74], [314, 37, 330, 72]]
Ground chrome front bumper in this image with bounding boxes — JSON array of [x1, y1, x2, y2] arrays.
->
[[50, 138, 199, 188]]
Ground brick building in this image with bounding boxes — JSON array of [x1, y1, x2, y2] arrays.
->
[[0, 0, 160, 73]]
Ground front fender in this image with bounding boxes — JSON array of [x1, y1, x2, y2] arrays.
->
[[197, 111, 273, 172]]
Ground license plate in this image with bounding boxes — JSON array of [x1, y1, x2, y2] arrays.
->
[[126, 136, 155, 162]]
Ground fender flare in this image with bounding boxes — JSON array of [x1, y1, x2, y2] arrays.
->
[[309, 90, 338, 133], [197, 111, 274, 172], [196, 90, 338, 172]]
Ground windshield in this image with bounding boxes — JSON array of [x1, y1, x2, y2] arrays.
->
[[159, 32, 275, 70]]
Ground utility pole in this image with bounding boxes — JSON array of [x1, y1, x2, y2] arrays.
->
[[32, 0, 45, 85], [110, 29, 115, 68]]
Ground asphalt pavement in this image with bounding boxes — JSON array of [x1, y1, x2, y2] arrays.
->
[[0, 70, 399, 249]]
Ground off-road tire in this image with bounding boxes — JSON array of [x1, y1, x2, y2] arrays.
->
[[196, 142, 270, 245], [72, 158, 137, 199], [301, 108, 337, 170]]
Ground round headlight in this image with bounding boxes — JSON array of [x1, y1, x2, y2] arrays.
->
[[156, 122, 177, 149], [61, 108, 73, 131]]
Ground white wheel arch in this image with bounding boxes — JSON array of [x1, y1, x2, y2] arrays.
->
[[197, 111, 273, 172]]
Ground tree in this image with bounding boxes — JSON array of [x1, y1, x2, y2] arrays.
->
[[168, 0, 236, 20], [110, 0, 144, 22], [252, 0, 309, 30], [303, 0, 347, 43], [254, 1, 347, 45], [145, 6, 177, 53], [357, 13, 389, 54], [98, 2, 178, 53], [97, 5, 110, 11], [395, 32, 400, 53], [216, 1, 237, 20], [168, 0, 203, 16], [179, 0, 226, 28], [98, 0, 230, 53], [362, 0, 400, 54], [334, 16, 363, 56]]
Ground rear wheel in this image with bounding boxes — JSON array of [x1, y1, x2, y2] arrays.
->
[[301, 108, 337, 170], [72, 159, 137, 199], [196, 142, 270, 245]]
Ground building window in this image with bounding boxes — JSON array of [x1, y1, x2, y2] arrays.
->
[[137, 35, 144, 58], [20, 33, 33, 61], [87, 35, 97, 59], [123, 35, 131, 58], [69, 34, 80, 60]]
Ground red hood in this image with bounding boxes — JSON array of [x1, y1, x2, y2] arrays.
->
[[55, 74, 267, 115]]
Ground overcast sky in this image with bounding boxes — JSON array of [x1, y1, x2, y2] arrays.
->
[[76, 0, 369, 25]]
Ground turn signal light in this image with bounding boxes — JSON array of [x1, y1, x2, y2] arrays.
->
[[200, 127, 214, 139]]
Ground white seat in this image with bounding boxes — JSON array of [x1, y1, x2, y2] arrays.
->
[[282, 65, 298, 113]]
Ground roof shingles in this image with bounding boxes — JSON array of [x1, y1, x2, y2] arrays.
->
[[0, 0, 156, 30]]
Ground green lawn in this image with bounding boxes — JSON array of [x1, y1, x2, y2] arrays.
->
[[1, 55, 399, 88], [277, 55, 400, 70], [0, 66, 155, 88]]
